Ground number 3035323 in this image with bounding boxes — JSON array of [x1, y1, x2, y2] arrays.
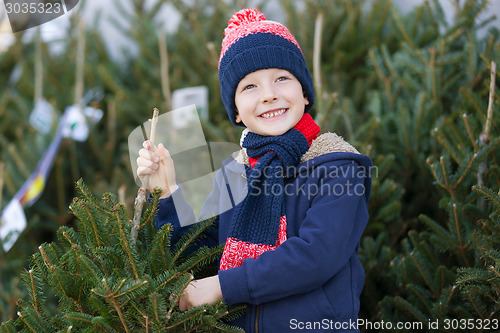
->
[[5, 2, 62, 14], [443, 318, 498, 330]]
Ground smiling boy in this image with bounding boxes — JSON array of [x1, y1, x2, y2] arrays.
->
[[234, 68, 309, 136], [137, 8, 372, 332]]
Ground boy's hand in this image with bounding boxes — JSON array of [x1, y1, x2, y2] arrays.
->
[[136, 140, 177, 198], [178, 275, 223, 312]]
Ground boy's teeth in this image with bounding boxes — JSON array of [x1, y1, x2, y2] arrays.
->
[[261, 108, 286, 118]]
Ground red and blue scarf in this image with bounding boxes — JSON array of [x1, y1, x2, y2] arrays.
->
[[220, 114, 320, 270]]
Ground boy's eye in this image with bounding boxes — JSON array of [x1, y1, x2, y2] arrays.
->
[[243, 84, 255, 91], [277, 76, 289, 82]]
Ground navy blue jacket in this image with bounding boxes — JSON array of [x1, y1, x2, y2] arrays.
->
[[155, 133, 372, 332]]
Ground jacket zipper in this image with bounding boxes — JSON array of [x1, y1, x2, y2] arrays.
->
[[254, 305, 260, 333]]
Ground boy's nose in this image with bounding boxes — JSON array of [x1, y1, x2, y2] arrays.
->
[[261, 86, 278, 103]]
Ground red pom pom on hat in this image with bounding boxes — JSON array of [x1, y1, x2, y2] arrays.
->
[[225, 8, 267, 34]]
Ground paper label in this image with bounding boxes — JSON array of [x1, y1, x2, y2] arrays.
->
[[61, 105, 103, 142], [172, 86, 209, 127], [0, 199, 27, 252], [29, 98, 55, 134]]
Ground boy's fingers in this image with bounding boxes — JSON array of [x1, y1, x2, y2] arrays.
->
[[139, 149, 160, 162], [136, 166, 146, 177], [137, 166, 156, 177], [157, 143, 171, 159], [178, 296, 186, 312], [136, 157, 158, 170]]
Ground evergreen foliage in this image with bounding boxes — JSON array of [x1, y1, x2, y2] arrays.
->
[[363, 0, 500, 329], [0, 180, 243, 332], [456, 185, 500, 320]]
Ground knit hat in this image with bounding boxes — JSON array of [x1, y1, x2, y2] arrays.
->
[[218, 8, 315, 126]]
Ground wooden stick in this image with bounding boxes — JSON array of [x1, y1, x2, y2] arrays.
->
[[75, 19, 86, 109], [477, 61, 496, 210], [34, 27, 43, 102], [159, 32, 172, 111], [312, 11, 324, 126], [131, 108, 159, 244], [483, 61, 496, 140], [313, 12, 323, 99]]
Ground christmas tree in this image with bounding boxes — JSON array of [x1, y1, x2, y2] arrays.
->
[[1, 179, 243, 332], [456, 185, 500, 321], [363, 0, 500, 329]]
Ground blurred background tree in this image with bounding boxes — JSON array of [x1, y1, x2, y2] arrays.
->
[[1, 0, 499, 331]]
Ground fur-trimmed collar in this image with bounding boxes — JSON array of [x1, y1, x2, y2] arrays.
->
[[232, 132, 360, 166]]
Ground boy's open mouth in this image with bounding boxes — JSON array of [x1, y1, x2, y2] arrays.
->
[[259, 108, 288, 119]]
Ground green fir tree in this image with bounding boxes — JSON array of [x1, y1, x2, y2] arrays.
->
[[456, 185, 500, 320], [1, 180, 243, 332], [365, 0, 500, 330]]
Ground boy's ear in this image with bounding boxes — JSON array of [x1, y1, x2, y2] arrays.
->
[[235, 110, 242, 123], [304, 95, 310, 106]]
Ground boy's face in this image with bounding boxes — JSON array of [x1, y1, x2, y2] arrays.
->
[[234, 68, 309, 136]]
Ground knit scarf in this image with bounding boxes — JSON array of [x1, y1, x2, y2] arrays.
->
[[219, 113, 320, 270]]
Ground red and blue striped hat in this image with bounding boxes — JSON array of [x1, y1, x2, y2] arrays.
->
[[218, 8, 315, 126]]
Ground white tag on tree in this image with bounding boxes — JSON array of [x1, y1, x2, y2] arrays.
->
[[84, 106, 104, 125], [29, 98, 55, 134], [61, 105, 103, 142], [0, 199, 27, 252]]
